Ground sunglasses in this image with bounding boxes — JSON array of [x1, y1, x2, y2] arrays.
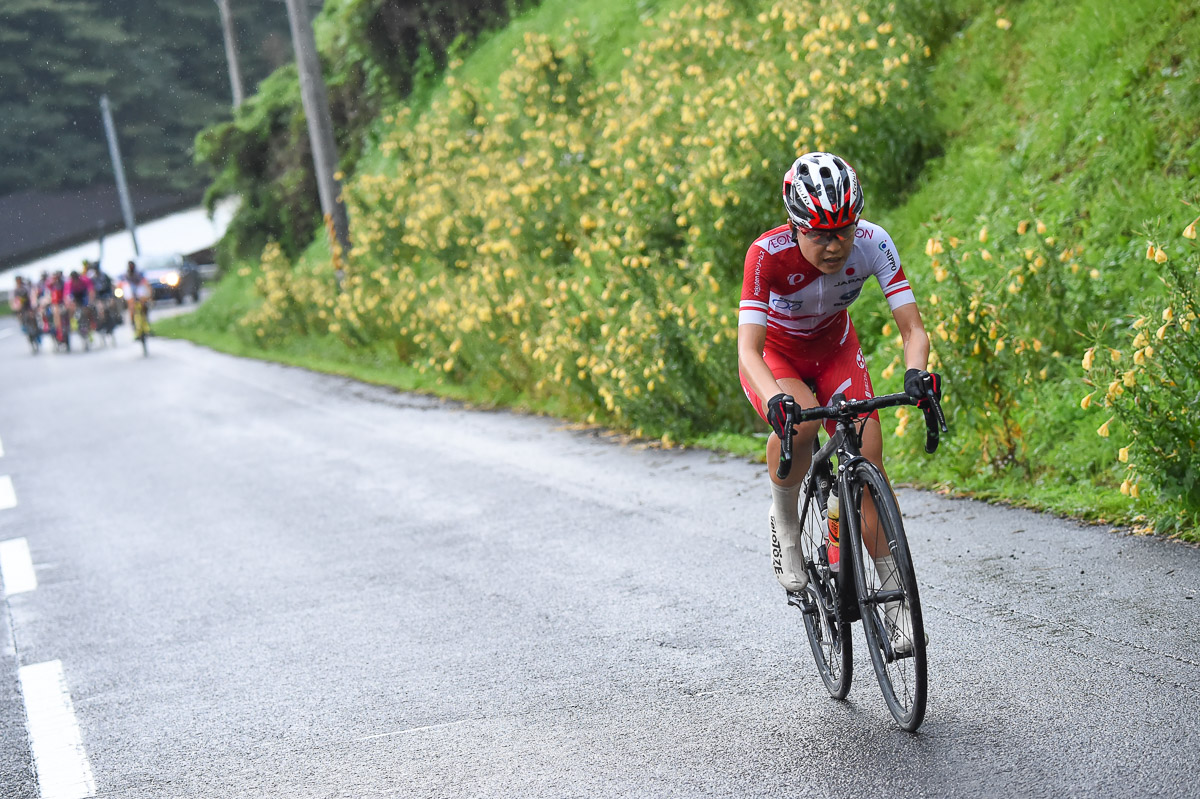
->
[[796, 223, 857, 246]]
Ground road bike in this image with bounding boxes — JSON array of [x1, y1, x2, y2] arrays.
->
[[95, 296, 121, 346], [777, 383, 946, 731], [73, 302, 96, 351], [131, 300, 150, 356], [16, 306, 41, 354], [47, 303, 71, 352]]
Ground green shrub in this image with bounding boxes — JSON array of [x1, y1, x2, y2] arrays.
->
[[1082, 216, 1200, 533]]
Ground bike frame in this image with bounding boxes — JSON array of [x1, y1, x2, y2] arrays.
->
[[794, 416, 876, 621]]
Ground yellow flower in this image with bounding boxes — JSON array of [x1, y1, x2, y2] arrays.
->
[[925, 238, 944, 256], [995, 338, 1006, 354], [978, 226, 988, 243], [1120, 479, 1131, 495], [1110, 348, 1122, 363], [1154, 247, 1168, 264], [1080, 392, 1094, 410], [1163, 307, 1175, 322], [1118, 446, 1130, 463], [1097, 417, 1113, 438], [1145, 242, 1156, 260], [1017, 220, 1029, 235], [1185, 218, 1198, 239], [1036, 220, 1047, 235], [1082, 347, 1095, 370], [996, 18, 1012, 30], [981, 249, 993, 261], [1130, 482, 1141, 499], [1122, 370, 1136, 388]]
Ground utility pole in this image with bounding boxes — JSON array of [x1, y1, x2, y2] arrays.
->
[[282, 0, 350, 255], [99, 94, 140, 256], [215, 0, 245, 108]]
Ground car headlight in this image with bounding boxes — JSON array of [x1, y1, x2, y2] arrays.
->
[[164, 272, 180, 287]]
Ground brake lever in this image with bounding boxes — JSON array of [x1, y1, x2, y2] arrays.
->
[[776, 402, 796, 480], [921, 394, 947, 454]]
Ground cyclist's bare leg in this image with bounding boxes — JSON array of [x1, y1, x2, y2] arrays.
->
[[764, 377, 823, 489]]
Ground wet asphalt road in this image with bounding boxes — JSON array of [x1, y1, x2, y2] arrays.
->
[[1, 311, 1199, 798]]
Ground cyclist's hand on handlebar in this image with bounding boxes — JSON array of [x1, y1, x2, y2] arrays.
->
[[766, 393, 794, 440], [904, 368, 942, 410]]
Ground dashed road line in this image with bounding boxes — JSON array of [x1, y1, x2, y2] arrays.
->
[[18, 660, 96, 799], [0, 475, 15, 510], [0, 537, 37, 596]]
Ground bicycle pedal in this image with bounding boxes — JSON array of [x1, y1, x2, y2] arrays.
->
[[785, 591, 813, 612]]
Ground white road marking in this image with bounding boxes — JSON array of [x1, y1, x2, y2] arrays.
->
[[0, 537, 37, 595], [357, 718, 474, 741], [18, 660, 96, 799], [0, 474, 16, 509]]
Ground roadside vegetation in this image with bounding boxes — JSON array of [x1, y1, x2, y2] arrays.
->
[[168, 0, 1200, 539]]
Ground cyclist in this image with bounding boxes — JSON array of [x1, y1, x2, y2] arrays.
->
[[9, 276, 38, 340], [44, 270, 69, 345], [65, 269, 96, 339], [737, 152, 940, 646], [86, 261, 117, 333], [119, 261, 151, 332]]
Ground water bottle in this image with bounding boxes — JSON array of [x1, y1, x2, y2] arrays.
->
[[826, 485, 840, 573]]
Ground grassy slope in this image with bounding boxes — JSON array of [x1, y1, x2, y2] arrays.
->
[[160, 0, 1200, 534], [872, 0, 1200, 529]]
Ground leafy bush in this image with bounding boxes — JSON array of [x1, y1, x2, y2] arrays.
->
[[1082, 216, 1200, 532], [196, 0, 542, 264], [238, 0, 940, 440]]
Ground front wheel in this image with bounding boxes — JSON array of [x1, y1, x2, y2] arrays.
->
[[845, 461, 927, 731]]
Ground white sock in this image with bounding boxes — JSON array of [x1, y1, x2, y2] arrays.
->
[[770, 481, 802, 528], [769, 481, 806, 591], [874, 553, 900, 592], [874, 553, 917, 649]]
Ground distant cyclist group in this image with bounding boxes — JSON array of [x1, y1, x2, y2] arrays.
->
[[8, 261, 152, 354]]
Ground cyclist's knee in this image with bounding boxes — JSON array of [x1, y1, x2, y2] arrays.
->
[[861, 418, 887, 473]]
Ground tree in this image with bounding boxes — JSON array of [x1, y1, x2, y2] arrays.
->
[[0, 0, 127, 193]]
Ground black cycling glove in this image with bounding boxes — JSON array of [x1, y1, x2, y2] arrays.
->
[[766, 393, 793, 440], [904, 368, 942, 408]]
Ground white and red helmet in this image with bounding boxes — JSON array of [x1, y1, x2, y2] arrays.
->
[[782, 152, 864, 230]]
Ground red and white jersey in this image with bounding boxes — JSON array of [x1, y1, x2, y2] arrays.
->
[[739, 220, 915, 345]]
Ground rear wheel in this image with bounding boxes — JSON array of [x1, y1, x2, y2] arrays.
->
[[795, 458, 852, 699], [846, 461, 927, 731]]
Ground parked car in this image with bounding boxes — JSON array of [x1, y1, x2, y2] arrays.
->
[[135, 254, 201, 304]]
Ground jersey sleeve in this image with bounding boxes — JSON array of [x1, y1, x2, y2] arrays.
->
[[739, 243, 770, 327], [872, 230, 916, 311]]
